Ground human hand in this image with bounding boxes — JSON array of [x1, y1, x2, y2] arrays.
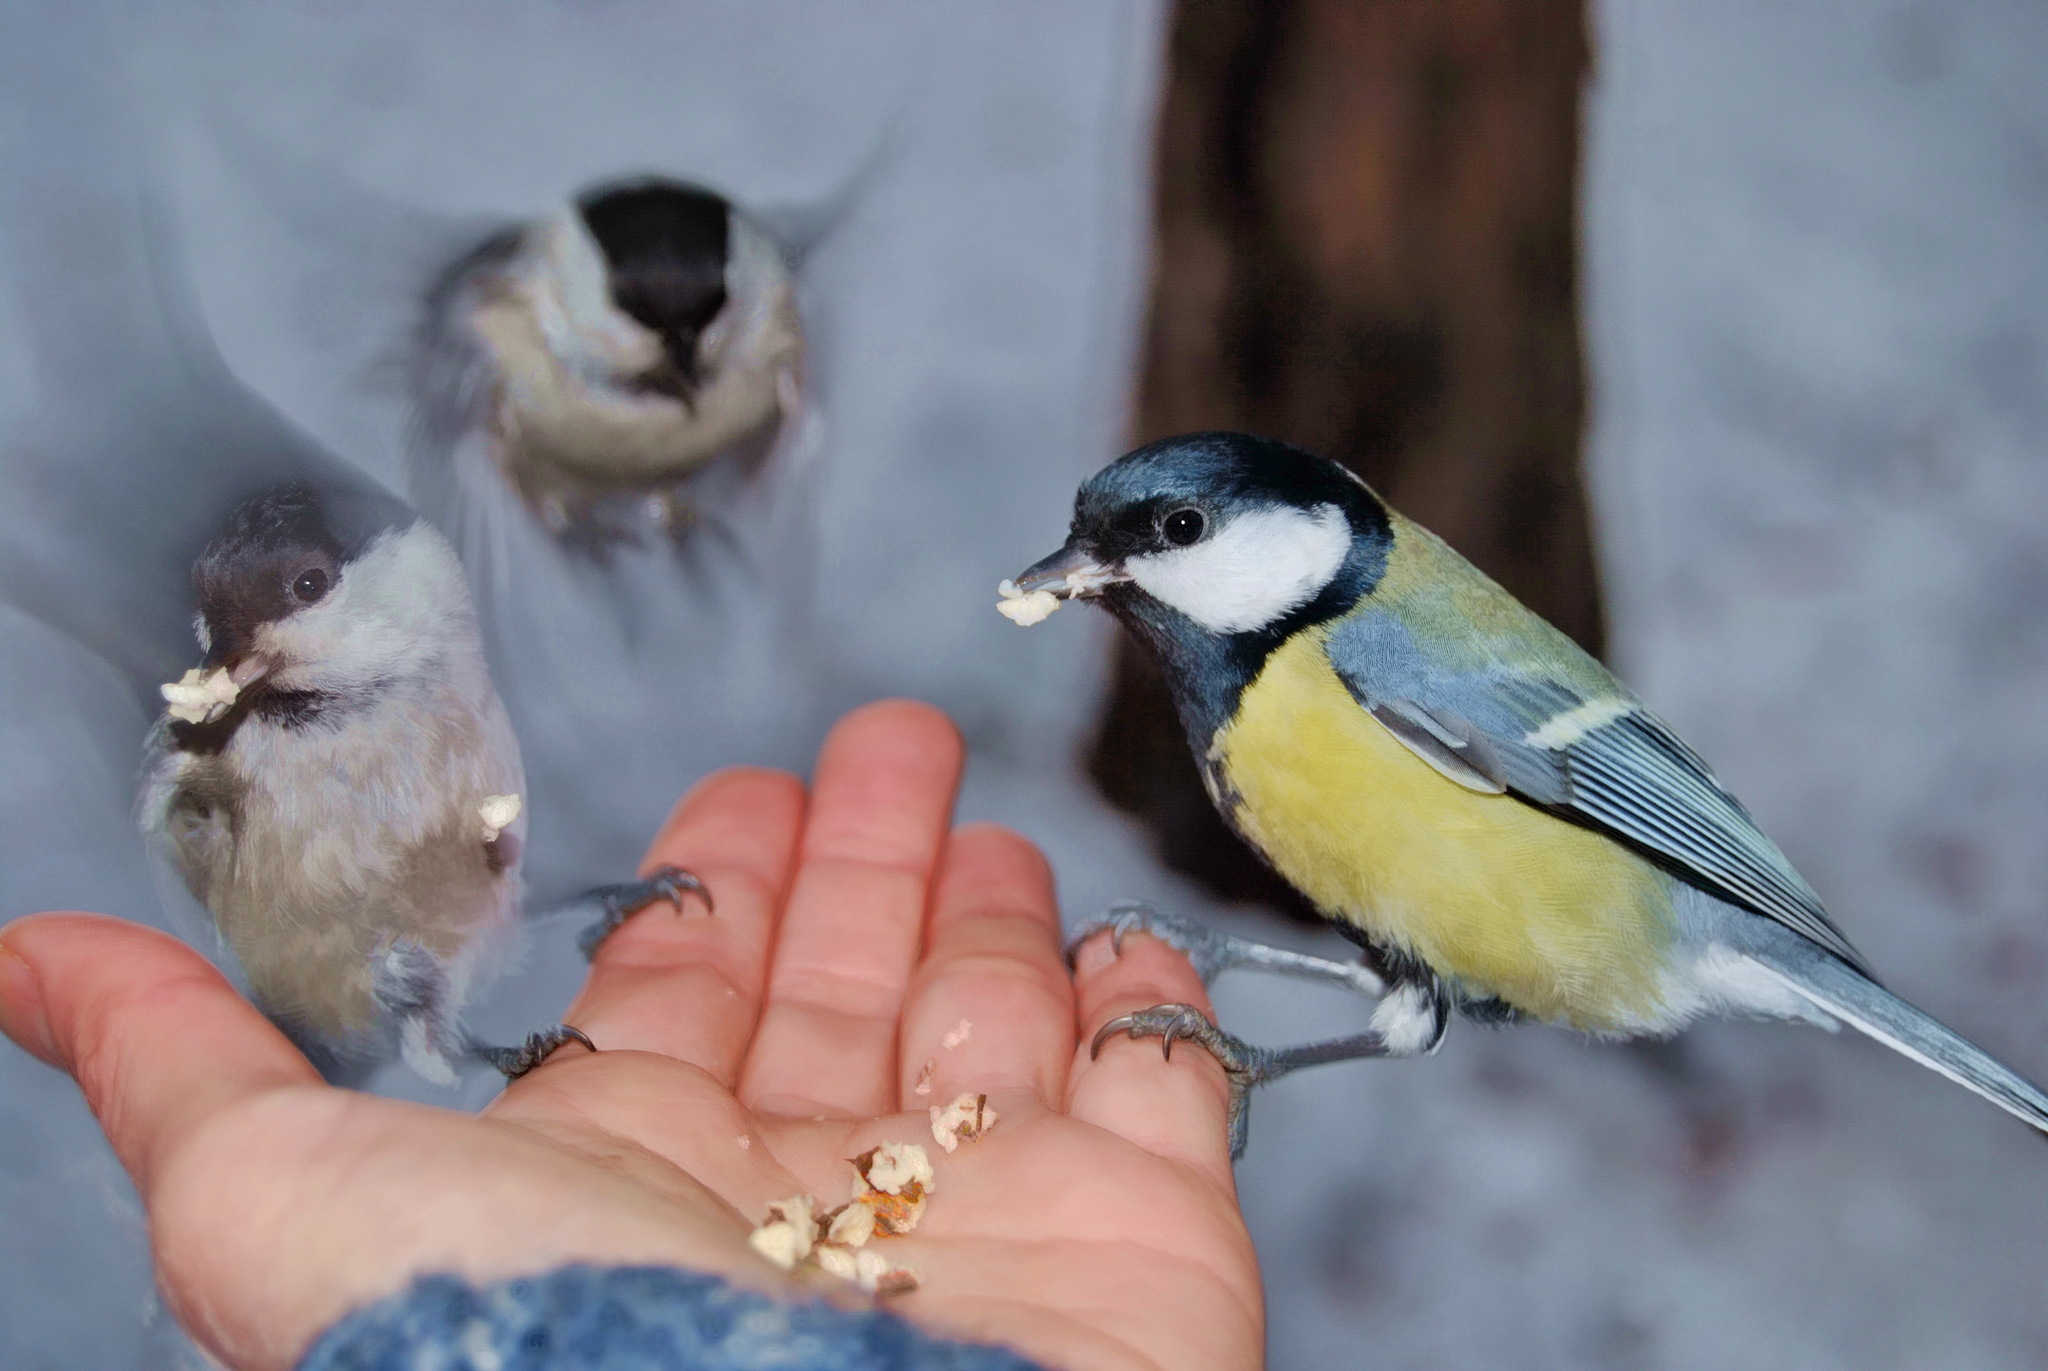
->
[[0, 700, 1261, 1371]]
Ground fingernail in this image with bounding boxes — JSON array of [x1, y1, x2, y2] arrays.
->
[[1070, 933, 1119, 979], [0, 933, 56, 1064]]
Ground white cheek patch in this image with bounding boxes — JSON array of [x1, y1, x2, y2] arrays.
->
[[261, 524, 474, 690], [1125, 503, 1350, 634], [523, 211, 665, 382]]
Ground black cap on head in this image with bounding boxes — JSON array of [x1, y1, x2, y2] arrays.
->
[[192, 484, 411, 666], [576, 178, 732, 391], [1072, 431, 1389, 563]]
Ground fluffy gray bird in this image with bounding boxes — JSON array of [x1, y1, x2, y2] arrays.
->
[[140, 483, 700, 1086], [414, 177, 802, 548]]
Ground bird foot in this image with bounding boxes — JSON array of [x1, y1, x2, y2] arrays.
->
[[575, 864, 712, 961], [1067, 900, 1385, 996], [473, 1023, 597, 1080], [1090, 1002, 1268, 1159], [1088, 990, 1435, 1160]]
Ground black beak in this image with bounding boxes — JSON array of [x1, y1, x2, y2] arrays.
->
[[1011, 543, 1131, 600]]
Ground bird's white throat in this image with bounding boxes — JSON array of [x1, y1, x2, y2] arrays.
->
[[1125, 502, 1350, 634]]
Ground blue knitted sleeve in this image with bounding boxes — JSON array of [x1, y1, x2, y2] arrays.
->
[[294, 1265, 1054, 1371]]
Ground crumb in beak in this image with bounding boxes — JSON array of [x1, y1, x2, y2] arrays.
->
[[996, 579, 1060, 626]]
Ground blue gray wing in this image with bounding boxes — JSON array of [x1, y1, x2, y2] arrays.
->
[[1324, 613, 1873, 976]]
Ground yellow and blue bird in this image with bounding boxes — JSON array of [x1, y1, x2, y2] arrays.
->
[[1006, 430, 2048, 1155]]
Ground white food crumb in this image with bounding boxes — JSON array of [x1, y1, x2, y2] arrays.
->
[[859, 1141, 934, 1197], [826, 1202, 875, 1248], [852, 1248, 917, 1296], [813, 1244, 859, 1281], [478, 793, 522, 842], [736, 1135, 751, 1151], [911, 1059, 936, 1098], [747, 1195, 817, 1269], [814, 1242, 917, 1296], [941, 1019, 972, 1050], [748, 1221, 805, 1270], [929, 1093, 999, 1154], [1061, 563, 1121, 596], [995, 579, 1060, 627], [848, 1145, 930, 1234], [160, 667, 240, 725]]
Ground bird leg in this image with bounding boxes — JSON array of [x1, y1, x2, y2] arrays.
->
[[566, 863, 713, 961], [1091, 982, 1448, 1159], [373, 940, 599, 1083], [1074, 905, 1451, 1159], [1066, 901, 1387, 997]]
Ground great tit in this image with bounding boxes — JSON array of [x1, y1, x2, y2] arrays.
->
[[413, 176, 802, 548], [140, 484, 703, 1087], [1006, 431, 2048, 1156]]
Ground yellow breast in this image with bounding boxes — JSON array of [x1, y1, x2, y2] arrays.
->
[[1213, 629, 1677, 1030]]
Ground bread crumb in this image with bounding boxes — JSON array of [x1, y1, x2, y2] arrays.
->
[[160, 667, 240, 725], [815, 1242, 917, 1296], [813, 1243, 859, 1281], [856, 1141, 933, 1196], [849, 1142, 933, 1234], [929, 1093, 998, 1153], [911, 1059, 936, 1098], [478, 793, 522, 842], [747, 1195, 818, 1270], [996, 579, 1060, 627], [854, 1248, 918, 1297], [825, 1201, 875, 1248], [942, 1019, 972, 1050]]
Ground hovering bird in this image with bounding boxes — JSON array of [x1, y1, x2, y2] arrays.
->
[[140, 483, 702, 1086], [413, 176, 802, 549], [1004, 431, 2048, 1155]]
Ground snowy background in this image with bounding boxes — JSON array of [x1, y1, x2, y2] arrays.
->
[[3, 2, 2048, 1368]]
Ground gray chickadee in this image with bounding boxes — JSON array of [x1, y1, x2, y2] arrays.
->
[[415, 176, 802, 548], [140, 484, 702, 1086]]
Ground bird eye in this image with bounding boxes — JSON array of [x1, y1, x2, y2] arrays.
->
[[292, 568, 330, 604], [1162, 507, 1206, 546]]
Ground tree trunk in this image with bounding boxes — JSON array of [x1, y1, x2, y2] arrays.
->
[[1093, 0, 1600, 914]]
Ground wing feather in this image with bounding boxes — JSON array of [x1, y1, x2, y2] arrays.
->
[[1325, 615, 1872, 975]]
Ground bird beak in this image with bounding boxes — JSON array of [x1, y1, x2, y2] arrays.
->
[[227, 655, 272, 688], [202, 642, 273, 688], [1012, 543, 1131, 600]]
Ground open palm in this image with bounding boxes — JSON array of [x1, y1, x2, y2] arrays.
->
[[0, 701, 1262, 1371]]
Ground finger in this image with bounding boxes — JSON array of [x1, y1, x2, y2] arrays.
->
[[0, 912, 319, 1197], [740, 699, 963, 1118], [898, 823, 1072, 1112], [1066, 928, 1234, 1188], [565, 767, 804, 1088]]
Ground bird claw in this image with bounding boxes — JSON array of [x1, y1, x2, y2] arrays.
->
[[1067, 902, 1244, 985], [575, 864, 712, 961], [1067, 901, 1386, 998], [1088, 1001, 1266, 1159], [475, 1023, 597, 1080]]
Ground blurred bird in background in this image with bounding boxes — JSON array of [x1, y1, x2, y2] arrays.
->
[[1011, 432, 2048, 1155], [139, 483, 702, 1086], [412, 176, 802, 551], [0, 12, 1170, 1363]]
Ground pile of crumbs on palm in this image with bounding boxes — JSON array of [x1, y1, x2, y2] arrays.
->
[[747, 1141, 938, 1297]]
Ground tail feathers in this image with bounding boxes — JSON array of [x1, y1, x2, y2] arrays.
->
[[1746, 943, 2048, 1135]]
